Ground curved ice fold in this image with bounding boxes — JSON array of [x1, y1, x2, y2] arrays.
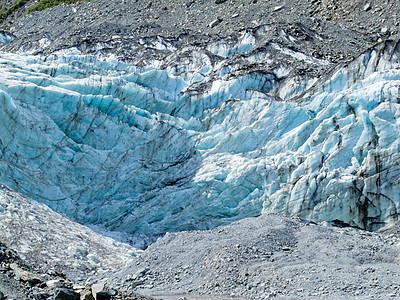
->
[[0, 31, 14, 43], [1, 41, 400, 242]]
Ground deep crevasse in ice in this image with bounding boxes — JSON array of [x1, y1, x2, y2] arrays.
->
[[1, 38, 400, 240]]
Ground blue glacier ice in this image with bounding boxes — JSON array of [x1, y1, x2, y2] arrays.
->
[[1, 37, 400, 241], [0, 31, 14, 43]]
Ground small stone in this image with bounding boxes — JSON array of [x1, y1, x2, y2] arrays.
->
[[9, 263, 41, 284], [96, 291, 111, 300], [371, 34, 379, 42], [46, 279, 65, 289], [28, 275, 43, 285], [80, 288, 94, 300], [209, 17, 222, 28], [381, 27, 389, 35], [91, 283, 105, 298], [130, 280, 145, 288], [33, 293, 51, 300], [72, 284, 85, 290], [54, 288, 79, 300], [135, 268, 149, 277], [273, 5, 284, 12], [363, 3, 371, 11]]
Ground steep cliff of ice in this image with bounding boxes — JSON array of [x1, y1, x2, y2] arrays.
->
[[1, 35, 400, 239]]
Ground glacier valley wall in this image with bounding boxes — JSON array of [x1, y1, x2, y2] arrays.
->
[[1, 34, 400, 240]]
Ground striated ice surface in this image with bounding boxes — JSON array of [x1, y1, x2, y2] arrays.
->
[[1, 39, 400, 241], [0, 31, 14, 43]]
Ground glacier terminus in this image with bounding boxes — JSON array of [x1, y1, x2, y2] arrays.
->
[[1, 31, 400, 243]]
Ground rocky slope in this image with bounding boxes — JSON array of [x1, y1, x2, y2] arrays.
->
[[1, 0, 400, 62]]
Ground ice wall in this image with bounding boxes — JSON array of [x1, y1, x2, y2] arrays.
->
[[1, 39, 400, 240]]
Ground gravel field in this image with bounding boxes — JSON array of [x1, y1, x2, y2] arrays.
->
[[1, 0, 400, 62], [110, 214, 400, 299]]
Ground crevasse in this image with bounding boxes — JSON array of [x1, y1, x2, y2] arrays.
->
[[1, 39, 400, 242]]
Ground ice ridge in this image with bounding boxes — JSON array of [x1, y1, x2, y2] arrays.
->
[[1, 39, 400, 241]]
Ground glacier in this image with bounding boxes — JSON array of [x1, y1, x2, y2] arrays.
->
[[1, 35, 400, 241]]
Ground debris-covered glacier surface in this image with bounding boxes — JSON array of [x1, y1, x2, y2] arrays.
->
[[0, 184, 138, 280], [1, 39, 400, 240]]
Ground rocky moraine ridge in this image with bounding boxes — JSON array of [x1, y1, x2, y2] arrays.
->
[[1, 0, 400, 299]]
